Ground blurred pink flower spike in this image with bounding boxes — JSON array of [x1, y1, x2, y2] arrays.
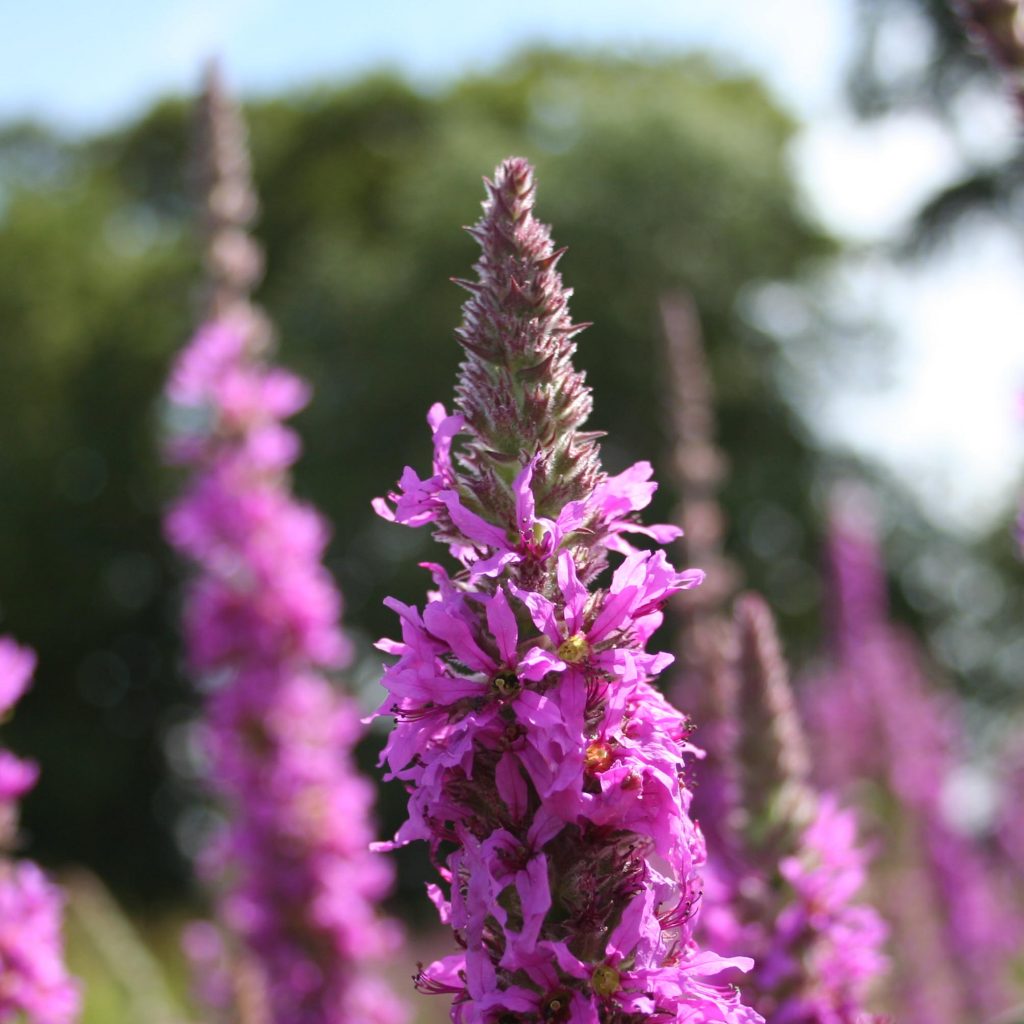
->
[[803, 486, 1024, 1023], [0, 637, 81, 1024], [164, 62, 406, 1024], [696, 593, 888, 1023]]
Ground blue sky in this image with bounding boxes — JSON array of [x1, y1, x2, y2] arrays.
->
[[0, 0, 849, 130], [2, 0, 1022, 531]]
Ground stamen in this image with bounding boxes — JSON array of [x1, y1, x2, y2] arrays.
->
[[558, 632, 590, 663], [591, 965, 621, 997]]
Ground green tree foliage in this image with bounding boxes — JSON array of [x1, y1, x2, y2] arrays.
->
[[0, 51, 833, 901]]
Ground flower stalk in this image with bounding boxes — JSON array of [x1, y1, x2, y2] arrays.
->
[[375, 158, 760, 1023], [659, 307, 885, 1020], [804, 492, 1022, 1023], [698, 594, 887, 1024], [165, 63, 404, 1024], [659, 293, 742, 863]]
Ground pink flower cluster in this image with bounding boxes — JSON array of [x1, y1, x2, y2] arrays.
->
[[165, 317, 404, 1024], [375, 157, 762, 1024], [0, 639, 80, 1024], [804, 495, 1022, 1023], [772, 797, 887, 1024], [703, 794, 887, 1024], [693, 595, 886, 1024]]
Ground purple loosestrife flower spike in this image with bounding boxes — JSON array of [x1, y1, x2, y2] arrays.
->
[[0, 638, 80, 1024], [823, 486, 890, 665], [192, 62, 264, 325], [375, 158, 762, 1024], [732, 595, 813, 842], [659, 294, 743, 866], [803, 492, 1023, 1024], [696, 595, 887, 1024], [165, 63, 405, 1024], [660, 293, 738, 627], [658, 302, 886, 1022]]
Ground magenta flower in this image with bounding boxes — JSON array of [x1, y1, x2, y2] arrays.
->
[[165, 66, 404, 1024], [377, 427, 681, 576], [658, 294, 885, 1021], [168, 319, 405, 1024], [0, 643, 40, 846], [803, 491, 1023, 1024], [691, 594, 887, 1024], [375, 157, 761, 1023], [0, 638, 80, 1024]]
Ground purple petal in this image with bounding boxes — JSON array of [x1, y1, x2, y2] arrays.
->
[[555, 498, 590, 535], [593, 461, 657, 516], [496, 752, 528, 821], [607, 889, 655, 960], [512, 457, 538, 533], [423, 601, 494, 673], [467, 549, 521, 579], [612, 521, 683, 544], [516, 851, 552, 950], [527, 807, 564, 849], [371, 496, 396, 522], [517, 647, 566, 682], [486, 588, 518, 665], [441, 491, 509, 548], [556, 551, 587, 634], [508, 583, 561, 645], [680, 951, 755, 977]]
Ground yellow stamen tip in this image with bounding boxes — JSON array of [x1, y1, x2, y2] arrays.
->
[[557, 632, 590, 663], [592, 965, 620, 997]]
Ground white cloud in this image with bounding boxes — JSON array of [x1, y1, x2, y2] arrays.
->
[[792, 111, 963, 241], [814, 229, 1024, 533]]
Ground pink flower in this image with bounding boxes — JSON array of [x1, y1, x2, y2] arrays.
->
[[688, 594, 887, 1023], [169, 67, 404, 1024], [376, 158, 760, 1023], [166, 317, 405, 1024], [0, 638, 79, 1024], [802, 493, 1019, 1023]]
